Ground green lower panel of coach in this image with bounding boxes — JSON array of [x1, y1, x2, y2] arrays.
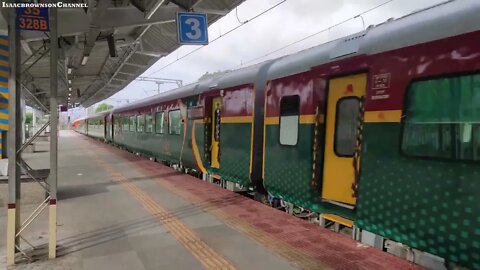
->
[[198, 122, 253, 187], [263, 123, 355, 219], [112, 125, 196, 169], [356, 123, 480, 269], [218, 123, 253, 187]]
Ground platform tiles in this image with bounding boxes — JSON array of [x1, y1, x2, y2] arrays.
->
[[0, 130, 421, 269]]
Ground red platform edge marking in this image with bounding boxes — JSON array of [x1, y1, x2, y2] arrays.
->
[[78, 134, 422, 270]]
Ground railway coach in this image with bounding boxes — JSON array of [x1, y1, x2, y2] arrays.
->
[[106, 66, 266, 189], [73, 0, 480, 268], [261, 1, 480, 268]]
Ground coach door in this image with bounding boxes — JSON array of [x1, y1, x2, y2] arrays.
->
[[322, 73, 366, 207], [211, 97, 222, 168]]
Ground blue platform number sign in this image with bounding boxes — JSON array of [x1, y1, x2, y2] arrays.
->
[[16, 7, 49, 31], [177, 12, 208, 45]]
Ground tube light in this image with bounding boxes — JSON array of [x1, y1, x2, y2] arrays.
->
[[81, 55, 89, 65], [68, 68, 72, 74], [68, 79, 72, 84]]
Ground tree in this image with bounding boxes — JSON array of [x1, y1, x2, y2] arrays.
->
[[95, 103, 114, 113], [197, 70, 231, 82], [25, 112, 33, 125]]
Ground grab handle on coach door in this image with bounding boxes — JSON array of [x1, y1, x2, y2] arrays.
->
[[215, 107, 221, 161], [351, 95, 365, 198]]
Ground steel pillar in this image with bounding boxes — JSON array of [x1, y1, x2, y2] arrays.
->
[[5, 8, 60, 265], [6, 8, 22, 266], [48, 7, 58, 259]]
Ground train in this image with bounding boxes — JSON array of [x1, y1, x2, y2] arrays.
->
[[73, 0, 480, 269]]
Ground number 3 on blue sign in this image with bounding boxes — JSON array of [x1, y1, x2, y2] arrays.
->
[[177, 12, 209, 45]]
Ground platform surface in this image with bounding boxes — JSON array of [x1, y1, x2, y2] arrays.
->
[[0, 131, 421, 269]]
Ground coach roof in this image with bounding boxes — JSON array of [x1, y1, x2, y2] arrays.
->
[[266, 0, 480, 80]]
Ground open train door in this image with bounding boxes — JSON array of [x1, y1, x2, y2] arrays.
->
[[322, 73, 366, 208], [210, 96, 222, 168]]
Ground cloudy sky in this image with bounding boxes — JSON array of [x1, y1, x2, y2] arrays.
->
[[101, 0, 447, 107]]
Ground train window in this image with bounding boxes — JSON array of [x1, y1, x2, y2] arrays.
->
[[279, 95, 300, 146], [146, 114, 153, 133], [122, 117, 129, 131], [155, 112, 164, 134], [169, 109, 182, 135], [129, 116, 136, 132], [115, 118, 121, 133], [137, 114, 145, 132], [334, 97, 360, 157], [402, 73, 480, 161]]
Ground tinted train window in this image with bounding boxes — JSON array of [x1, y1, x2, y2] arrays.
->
[[146, 114, 153, 133], [129, 116, 136, 132], [122, 117, 129, 131], [169, 110, 182, 135], [402, 73, 480, 161], [155, 112, 164, 134], [335, 97, 360, 157], [137, 115, 145, 132], [279, 95, 300, 146]]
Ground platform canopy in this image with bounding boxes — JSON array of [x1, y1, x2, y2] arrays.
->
[[0, 0, 245, 109]]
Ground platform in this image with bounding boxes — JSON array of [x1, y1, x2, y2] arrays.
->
[[0, 131, 420, 269]]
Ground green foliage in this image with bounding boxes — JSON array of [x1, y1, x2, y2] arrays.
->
[[25, 112, 33, 125], [197, 70, 231, 82], [95, 103, 114, 113]]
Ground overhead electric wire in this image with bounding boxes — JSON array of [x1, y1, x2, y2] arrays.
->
[[146, 0, 287, 77], [236, 7, 247, 24], [240, 0, 396, 66]]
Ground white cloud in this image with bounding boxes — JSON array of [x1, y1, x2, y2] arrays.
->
[[105, 0, 447, 106]]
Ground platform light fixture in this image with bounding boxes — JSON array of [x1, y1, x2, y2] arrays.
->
[[68, 67, 72, 74], [69, 87, 72, 91], [68, 93, 71, 96], [81, 55, 89, 65], [68, 79, 72, 84]]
